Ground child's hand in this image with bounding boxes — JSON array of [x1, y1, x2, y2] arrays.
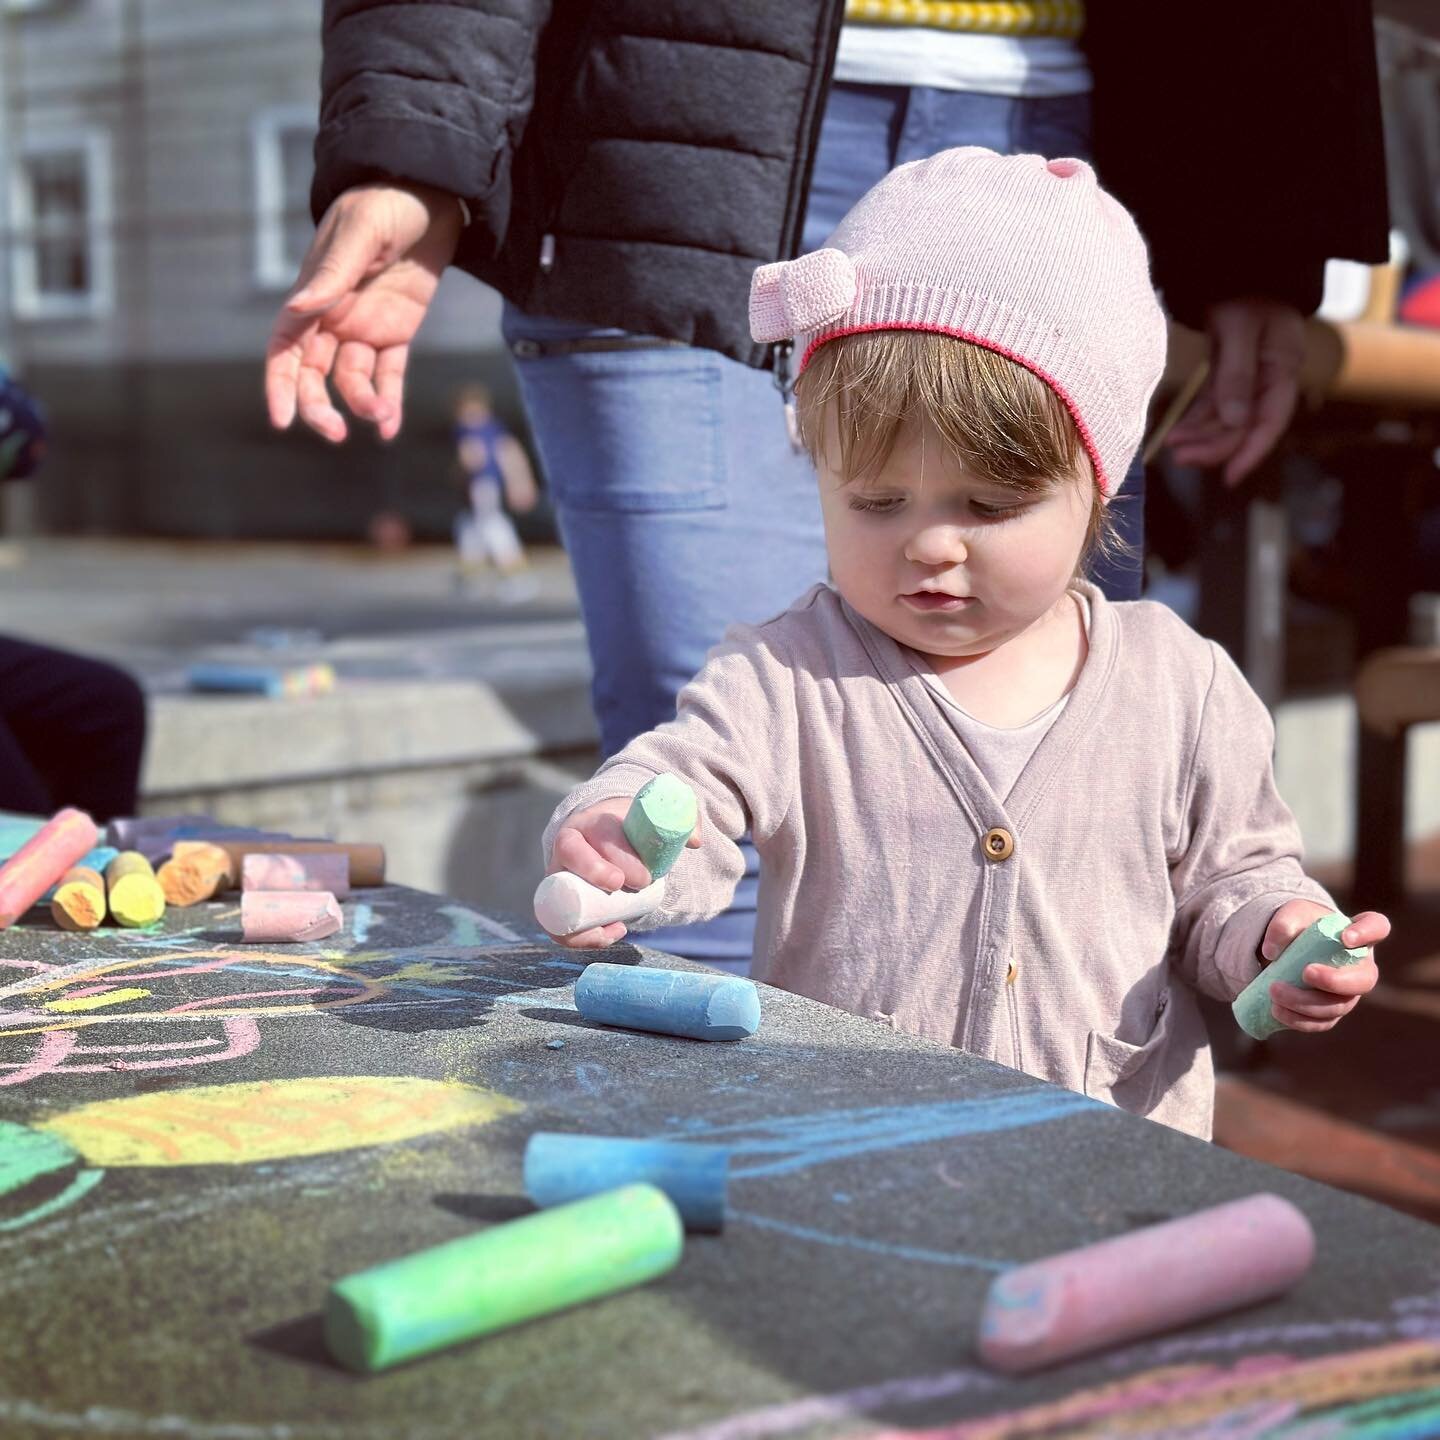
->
[[545, 797, 701, 949], [1259, 899, 1389, 1032]]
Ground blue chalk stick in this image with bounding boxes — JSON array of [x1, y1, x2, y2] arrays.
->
[[186, 664, 286, 697], [525, 1133, 728, 1231], [573, 964, 761, 1042]]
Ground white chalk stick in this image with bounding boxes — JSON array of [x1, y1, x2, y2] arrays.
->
[[533, 872, 665, 938]]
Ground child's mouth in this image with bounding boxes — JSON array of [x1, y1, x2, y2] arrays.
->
[[901, 591, 973, 613]]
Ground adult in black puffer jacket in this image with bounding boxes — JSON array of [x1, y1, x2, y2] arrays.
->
[[267, 0, 1388, 966]]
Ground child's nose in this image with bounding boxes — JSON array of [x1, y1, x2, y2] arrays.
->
[[905, 526, 968, 566]]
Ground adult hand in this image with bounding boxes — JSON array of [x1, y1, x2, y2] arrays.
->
[[1166, 298, 1307, 486], [544, 796, 702, 949], [1257, 899, 1388, 1033], [265, 182, 462, 444]]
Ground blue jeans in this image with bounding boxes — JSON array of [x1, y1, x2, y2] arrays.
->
[[507, 82, 1142, 972]]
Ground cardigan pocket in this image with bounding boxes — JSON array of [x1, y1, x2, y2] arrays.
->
[[1083, 993, 1175, 1118]]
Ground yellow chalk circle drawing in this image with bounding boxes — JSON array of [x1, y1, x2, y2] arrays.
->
[[0, 1076, 522, 1228], [39, 1075, 521, 1168]]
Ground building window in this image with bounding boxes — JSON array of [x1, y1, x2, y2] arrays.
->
[[8, 132, 112, 319], [253, 106, 317, 290]]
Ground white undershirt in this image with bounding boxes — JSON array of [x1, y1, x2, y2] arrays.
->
[[833, 28, 1093, 97]]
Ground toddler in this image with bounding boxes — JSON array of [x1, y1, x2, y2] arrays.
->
[[540, 148, 1387, 1139]]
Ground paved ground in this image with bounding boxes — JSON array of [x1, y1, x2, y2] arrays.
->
[[1, 537, 1437, 1224], [0, 537, 587, 693]]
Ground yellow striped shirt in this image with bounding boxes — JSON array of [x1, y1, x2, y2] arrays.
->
[[844, 1, 1085, 40]]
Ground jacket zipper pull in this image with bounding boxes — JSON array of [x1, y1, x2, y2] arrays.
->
[[539, 234, 556, 274], [771, 342, 803, 454]]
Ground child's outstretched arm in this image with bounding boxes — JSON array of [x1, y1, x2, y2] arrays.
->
[[539, 625, 796, 950], [1169, 642, 1341, 1003]]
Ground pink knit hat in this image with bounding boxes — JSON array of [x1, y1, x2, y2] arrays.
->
[[749, 147, 1167, 498]]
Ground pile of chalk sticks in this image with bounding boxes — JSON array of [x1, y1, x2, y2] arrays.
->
[[0, 807, 384, 944], [321, 775, 1322, 1376]]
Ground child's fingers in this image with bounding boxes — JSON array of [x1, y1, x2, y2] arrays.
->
[[552, 921, 627, 951], [1300, 957, 1379, 997], [1269, 1000, 1350, 1034], [1267, 980, 1360, 1022], [549, 828, 627, 892], [1339, 911, 1391, 949], [580, 814, 654, 890]]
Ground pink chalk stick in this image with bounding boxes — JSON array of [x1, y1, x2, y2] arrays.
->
[[0, 808, 99, 928], [240, 889, 343, 943], [977, 1192, 1314, 1372], [241, 852, 351, 899]]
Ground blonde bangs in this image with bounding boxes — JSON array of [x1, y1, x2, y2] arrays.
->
[[794, 330, 1085, 493]]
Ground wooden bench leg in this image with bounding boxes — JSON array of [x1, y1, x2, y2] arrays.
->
[[1353, 722, 1408, 909]]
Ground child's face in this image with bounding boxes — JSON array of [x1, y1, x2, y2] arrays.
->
[[816, 414, 1093, 664]]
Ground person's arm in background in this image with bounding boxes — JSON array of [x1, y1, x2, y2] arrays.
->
[[1085, 0, 1390, 485], [265, 0, 553, 443]]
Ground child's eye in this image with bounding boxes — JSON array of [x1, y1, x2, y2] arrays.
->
[[970, 500, 1029, 521], [848, 495, 904, 515]]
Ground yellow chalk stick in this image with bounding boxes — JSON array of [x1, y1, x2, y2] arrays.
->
[[105, 851, 166, 928]]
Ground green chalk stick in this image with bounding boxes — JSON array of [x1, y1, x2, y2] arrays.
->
[[623, 773, 698, 879], [1232, 912, 1367, 1041], [324, 1183, 683, 1373]]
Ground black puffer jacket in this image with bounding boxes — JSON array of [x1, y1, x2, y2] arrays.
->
[[313, 0, 1389, 368]]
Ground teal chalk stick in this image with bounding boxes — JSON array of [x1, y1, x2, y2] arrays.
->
[[575, 963, 761, 1042], [1232, 912, 1367, 1040], [324, 1183, 683, 1373], [622, 773, 697, 879]]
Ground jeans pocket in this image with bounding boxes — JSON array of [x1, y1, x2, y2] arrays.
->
[[511, 347, 726, 515]]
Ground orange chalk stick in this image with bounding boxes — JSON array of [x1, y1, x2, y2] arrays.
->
[[241, 890, 343, 943], [241, 852, 351, 898], [214, 840, 384, 889], [0, 809, 99, 928], [157, 841, 231, 906], [50, 866, 107, 931]]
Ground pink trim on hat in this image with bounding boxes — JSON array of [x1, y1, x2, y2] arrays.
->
[[798, 323, 1113, 497]]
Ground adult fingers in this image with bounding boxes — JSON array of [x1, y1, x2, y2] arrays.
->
[[1221, 355, 1303, 487], [264, 312, 312, 430], [295, 330, 346, 443], [1207, 304, 1263, 430], [332, 340, 384, 424], [287, 204, 384, 315], [373, 346, 410, 441]]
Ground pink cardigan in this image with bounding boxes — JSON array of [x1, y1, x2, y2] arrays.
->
[[544, 583, 1332, 1139]]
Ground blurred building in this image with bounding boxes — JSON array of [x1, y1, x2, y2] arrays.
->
[[0, 0, 520, 541]]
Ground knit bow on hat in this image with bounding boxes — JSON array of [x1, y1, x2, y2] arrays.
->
[[749, 249, 858, 344]]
